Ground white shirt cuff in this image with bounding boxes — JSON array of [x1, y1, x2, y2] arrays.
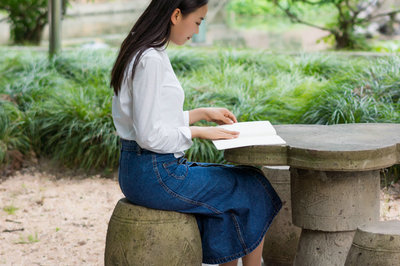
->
[[178, 126, 192, 141], [183, 111, 190, 127]]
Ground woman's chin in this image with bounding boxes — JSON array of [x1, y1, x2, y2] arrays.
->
[[170, 39, 188, 46]]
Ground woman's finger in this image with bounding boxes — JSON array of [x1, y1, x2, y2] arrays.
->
[[222, 109, 237, 123], [226, 112, 238, 123], [223, 116, 235, 124], [221, 128, 240, 135]]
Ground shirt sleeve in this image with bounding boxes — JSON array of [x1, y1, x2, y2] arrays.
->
[[131, 55, 193, 153], [183, 110, 190, 126]]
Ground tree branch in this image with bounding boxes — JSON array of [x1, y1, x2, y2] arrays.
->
[[272, 0, 334, 33], [298, 0, 329, 6], [0, 5, 11, 12], [356, 0, 380, 16], [335, 1, 345, 20], [368, 9, 400, 20], [345, 0, 356, 13]]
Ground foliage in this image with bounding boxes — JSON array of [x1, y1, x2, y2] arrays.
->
[[270, 0, 400, 49], [227, 0, 335, 34], [371, 40, 400, 53], [3, 205, 19, 215], [30, 50, 118, 170], [382, 165, 400, 186], [228, 0, 276, 16], [302, 55, 400, 124], [0, 48, 118, 171], [0, 0, 68, 44], [0, 47, 399, 184], [16, 232, 39, 244], [0, 100, 30, 172]]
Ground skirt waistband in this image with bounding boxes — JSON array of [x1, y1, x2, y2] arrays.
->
[[120, 138, 154, 154]]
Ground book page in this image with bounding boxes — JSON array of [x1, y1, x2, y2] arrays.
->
[[212, 121, 286, 150], [219, 121, 276, 138]]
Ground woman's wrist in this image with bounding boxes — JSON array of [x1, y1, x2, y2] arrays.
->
[[189, 108, 209, 124], [190, 126, 202, 138], [201, 107, 210, 121]]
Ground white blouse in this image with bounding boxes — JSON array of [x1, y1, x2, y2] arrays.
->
[[112, 48, 193, 158]]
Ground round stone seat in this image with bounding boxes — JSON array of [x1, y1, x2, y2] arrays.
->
[[345, 220, 400, 266], [105, 198, 202, 266]]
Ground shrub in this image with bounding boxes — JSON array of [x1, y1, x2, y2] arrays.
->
[[0, 48, 398, 179], [0, 100, 30, 175], [0, 0, 68, 44]]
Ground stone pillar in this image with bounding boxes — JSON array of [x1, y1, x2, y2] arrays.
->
[[345, 220, 400, 265], [290, 169, 380, 266], [105, 198, 202, 266], [262, 166, 301, 266], [49, 0, 62, 57]]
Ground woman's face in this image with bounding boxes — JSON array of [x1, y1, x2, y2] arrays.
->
[[169, 5, 208, 45]]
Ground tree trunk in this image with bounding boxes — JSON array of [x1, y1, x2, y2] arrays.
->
[[12, 23, 46, 45], [334, 33, 351, 49], [10, 11, 48, 45]]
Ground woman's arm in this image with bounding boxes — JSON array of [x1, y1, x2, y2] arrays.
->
[[188, 108, 208, 124], [189, 107, 239, 140], [132, 54, 192, 153], [189, 107, 238, 125], [190, 126, 239, 140]]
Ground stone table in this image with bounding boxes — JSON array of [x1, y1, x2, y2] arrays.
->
[[224, 123, 400, 266]]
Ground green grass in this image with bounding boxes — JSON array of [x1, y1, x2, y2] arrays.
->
[[370, 40, 400, 53], [3, 205, 19, 215], [0, 47, 399, 184], [0, 100, 30, 167], [302, 55, 400, 124], [16, 232, 39, 244]]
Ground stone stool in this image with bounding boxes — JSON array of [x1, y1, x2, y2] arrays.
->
[[105, 198, 202, 266], [261, 166, 301, 266], [345, 220, 400, 266]]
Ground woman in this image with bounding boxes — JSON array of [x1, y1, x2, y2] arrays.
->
[[110, 1, 282, 265]]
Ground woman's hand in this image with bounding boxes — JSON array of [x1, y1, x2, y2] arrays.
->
[[190, 126, 240, 140], [204, 107, 238, 125], [189, 107, 237, 125]]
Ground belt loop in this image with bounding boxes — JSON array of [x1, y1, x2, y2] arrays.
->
[[136, 143, 142, 155]]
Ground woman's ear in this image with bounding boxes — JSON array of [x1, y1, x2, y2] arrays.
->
[[170, 8, 181, 25]]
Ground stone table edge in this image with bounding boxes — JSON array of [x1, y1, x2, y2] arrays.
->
[[224, 124, 400, 171]]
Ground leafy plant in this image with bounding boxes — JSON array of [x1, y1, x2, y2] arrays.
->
[[0, 0, 68, 44], [31, 85, 118, 169], [3, 205, 19, 215], [0, 47, 398, 183], [0, 100, 30, 173], [382, 165, 400, 187], [16, 232, 39, 244], [228, 0, 276, 16], [270, 0, 400, 49]]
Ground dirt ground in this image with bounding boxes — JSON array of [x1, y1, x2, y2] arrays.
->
[[0, 163, 399, 266]]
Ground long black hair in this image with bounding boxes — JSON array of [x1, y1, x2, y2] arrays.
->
[[110, 0, 208, 95]]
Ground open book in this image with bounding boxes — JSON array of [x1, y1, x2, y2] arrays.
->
[[212, 121, 286, 150]]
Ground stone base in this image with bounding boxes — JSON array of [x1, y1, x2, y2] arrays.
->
[[105, 198, 202, 266], [294, 229, 355, 266], [291, 169, 380, 231], [262, 166, 301, 266]]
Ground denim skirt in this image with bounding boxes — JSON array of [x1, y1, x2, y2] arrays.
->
[[118, 139, 282, 264]]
